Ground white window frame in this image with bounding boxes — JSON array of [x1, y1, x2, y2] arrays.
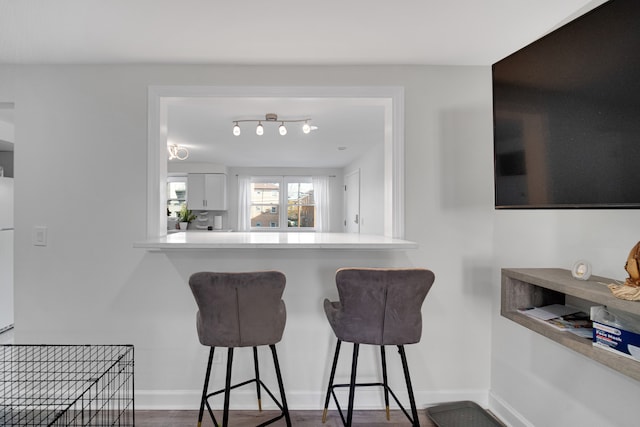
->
[[248, 176, 316, 232], [284, 176, 315, 231], [250, 176, 282, 230], [166, 175, 187, 217]]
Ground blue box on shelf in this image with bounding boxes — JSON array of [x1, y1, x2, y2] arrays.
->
[[593, 321, 640, 361]]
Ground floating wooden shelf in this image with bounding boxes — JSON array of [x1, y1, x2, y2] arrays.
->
[[501, 268, 640, 381]]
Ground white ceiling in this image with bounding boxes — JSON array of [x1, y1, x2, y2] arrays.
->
[[168, 96, 387, 168], [0, 0, 605, 163], [0, 0, 603, 66]]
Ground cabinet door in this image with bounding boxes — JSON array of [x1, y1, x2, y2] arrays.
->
[[187, 173, 227, 211], [187, 174, 206, 210], [204, 174, 227, 210]]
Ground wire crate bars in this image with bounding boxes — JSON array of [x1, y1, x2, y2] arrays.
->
[[1, 344, 134, 426]]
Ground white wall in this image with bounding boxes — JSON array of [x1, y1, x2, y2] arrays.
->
[[0, 64, 494, 410], [2, 63, 598, 421], [490, 210, 640, 427]]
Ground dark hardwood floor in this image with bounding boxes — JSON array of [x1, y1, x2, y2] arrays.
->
[[135, 409, 436, 426]]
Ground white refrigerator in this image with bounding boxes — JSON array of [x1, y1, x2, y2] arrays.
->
[[0, 177, 14, 332]]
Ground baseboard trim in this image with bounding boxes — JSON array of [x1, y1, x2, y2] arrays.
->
[[488, 391, 534, 427], [135, 389, 491, 411]]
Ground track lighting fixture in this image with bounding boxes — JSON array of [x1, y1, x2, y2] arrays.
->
[[232, 113, 313, 136]]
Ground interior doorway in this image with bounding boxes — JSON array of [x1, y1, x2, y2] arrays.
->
[[344, 169, 360, 234]]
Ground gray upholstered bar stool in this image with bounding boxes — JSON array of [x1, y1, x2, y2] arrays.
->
[[189, 271, 291, 427], [322, 267, 435, 427]]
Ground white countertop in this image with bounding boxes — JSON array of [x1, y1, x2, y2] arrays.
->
[[134, 232, 418, 250]]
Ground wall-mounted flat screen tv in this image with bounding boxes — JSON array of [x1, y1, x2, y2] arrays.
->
[[492, 0, 640, 208]]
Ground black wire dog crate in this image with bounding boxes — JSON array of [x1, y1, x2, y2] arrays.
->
[[1, 345, 134, 426]]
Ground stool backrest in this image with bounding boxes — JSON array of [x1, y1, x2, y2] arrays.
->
[[189, 271, 287, 347], [333, 268, 435, 345]]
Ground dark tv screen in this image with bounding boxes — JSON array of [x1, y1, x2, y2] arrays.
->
[[492, 0, 640, 208]]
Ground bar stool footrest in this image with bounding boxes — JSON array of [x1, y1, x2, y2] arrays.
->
[[205, 378, 288, 427], [329, 382, 417, 426]]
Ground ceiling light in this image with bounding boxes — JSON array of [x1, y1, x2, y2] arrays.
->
[[232, 113, 312, 136], [168, 144, 189, 160]]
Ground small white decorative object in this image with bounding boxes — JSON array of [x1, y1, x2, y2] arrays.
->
[[571, 260, 592, 280]]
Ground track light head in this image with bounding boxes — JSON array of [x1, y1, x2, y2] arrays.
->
[[233, 122, 241, 136], [256, 122, 264, 136], [302, 121, 311, 134], [279, 123, 287, 135]]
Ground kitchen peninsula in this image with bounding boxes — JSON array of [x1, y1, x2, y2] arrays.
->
[[135, 232, 417, 250]]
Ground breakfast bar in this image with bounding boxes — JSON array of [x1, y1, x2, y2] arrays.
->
[[134, 232, 418, 250]]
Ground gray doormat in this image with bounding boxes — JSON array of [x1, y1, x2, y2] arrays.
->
[[426, 401, 505, 427]]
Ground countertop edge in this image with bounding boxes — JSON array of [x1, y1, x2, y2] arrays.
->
[[134, 232, 419, 251]]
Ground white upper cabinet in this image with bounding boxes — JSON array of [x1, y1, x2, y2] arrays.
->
[[187, 173, 227, 211]]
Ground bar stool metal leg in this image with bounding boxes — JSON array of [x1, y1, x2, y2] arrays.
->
[[270, 344, 292, 427], [398, 345, 420, 427], [253, 346, 262, 411], [346, 343, 360, 427], [381, 345, 390, 420], [222, 348, 234, 427], [198, 347, 215, 427], [322, 340, 342, 423]]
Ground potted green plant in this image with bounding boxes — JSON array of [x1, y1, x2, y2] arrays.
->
[[178, 205, 196, 230]]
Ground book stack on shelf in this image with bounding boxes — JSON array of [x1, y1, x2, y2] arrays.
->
[[518, 304, 593, 339]]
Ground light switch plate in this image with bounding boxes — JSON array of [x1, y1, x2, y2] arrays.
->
[[33, 226, 47, 246]]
